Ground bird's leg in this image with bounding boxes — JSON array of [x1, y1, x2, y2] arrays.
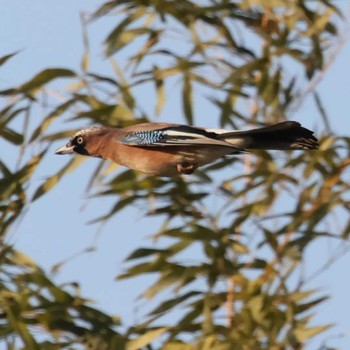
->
[[177, 162, 197, 175]]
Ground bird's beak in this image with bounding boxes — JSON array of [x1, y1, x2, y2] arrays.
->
[[55, 142, 74, 155]]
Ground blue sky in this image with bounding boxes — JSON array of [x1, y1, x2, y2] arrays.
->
[[1, 1, 350, 348]]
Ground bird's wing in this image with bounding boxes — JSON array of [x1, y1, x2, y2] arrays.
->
[[120, 125, 239, 148]]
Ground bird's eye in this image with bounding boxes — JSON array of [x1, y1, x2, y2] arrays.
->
[[76, 136, 84, 144]]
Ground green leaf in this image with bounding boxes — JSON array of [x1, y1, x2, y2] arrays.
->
[[0, 127, 24, 145], [126, 248, 168, 261], [105, 28, 153, 56], [341, 219, 350, 239], [30, 99, 77, 142], [103, 8, 146, 55], [32, 156, 85, 201], [0, 106, 28, 126], [247, 295, 266, 325], [117, 259, 165, 280], [313, 91, 332, 132], [87, 72, 119, 86], [92, 0, 119, 19], [162, 226, 217, 241], [149, 291, 201, 316], [155, 76, 165, 115], [18, 68, 76, 95], [295, 296, 329, 314], [5, 304, 40, 350], [143, 268, 185, 299], [126, 327, 168, 350], [0, 151, 45, 199], [202, 296, 214, 335], [182, 74, 193, 124], [0, 51, 19, 67]]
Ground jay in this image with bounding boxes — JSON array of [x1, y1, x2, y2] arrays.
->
[[55, 121, 318, 176]]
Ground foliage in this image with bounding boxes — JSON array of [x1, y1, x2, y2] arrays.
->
[[1, 0, 349, 349]]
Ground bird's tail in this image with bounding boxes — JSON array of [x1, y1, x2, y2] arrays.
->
[[219, 121, 319, 150]]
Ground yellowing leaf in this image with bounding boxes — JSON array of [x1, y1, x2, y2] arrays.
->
[[231, 240, 249, 254], [127, 327, 168, 350], [10, 250, 39, 270], [155, 77, 165, 115], [294, 324, 332, 342], [162, 342, 192, 350]]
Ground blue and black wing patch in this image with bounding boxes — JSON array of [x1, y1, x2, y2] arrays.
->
[[121, 130, 166, 145], [120, 125, 239, 149]]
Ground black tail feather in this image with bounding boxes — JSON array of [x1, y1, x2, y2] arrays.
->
[[220, 121, 319, 150]]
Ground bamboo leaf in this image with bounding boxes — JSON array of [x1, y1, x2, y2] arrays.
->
[[0, 51, 19, 67], [155, 76, 165, 115], [231, 240, 249, 254], [9, 250, 39, 270], [18, 68, 76, 95], [0, 127, 24, 145], [32, 157, 85, 201], [105, 28, 153, 56], [182, 74, 193, 124], [126, 248, 167, 261], [162, 342, 192, 350], [126, 327, 168, 350], [30, 99, 77, 142], [294, 324, 332, 342], [5, 304, 40, 350], [149, 291, 201, 316]]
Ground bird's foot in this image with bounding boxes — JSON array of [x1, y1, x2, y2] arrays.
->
[[177, 162, 197, 175]]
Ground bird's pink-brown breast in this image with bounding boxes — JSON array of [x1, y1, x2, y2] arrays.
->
[[110, 144, 186, 176], [82, 127, 181, 175], [110, 144, 234, 176]]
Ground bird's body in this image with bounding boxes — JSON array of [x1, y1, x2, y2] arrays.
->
[[55, 121, 318, 176]]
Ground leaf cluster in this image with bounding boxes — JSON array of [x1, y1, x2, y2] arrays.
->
[[0, 0, 349, 349]]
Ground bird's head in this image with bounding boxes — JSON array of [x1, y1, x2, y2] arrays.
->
[[55, 126, 109, 157]]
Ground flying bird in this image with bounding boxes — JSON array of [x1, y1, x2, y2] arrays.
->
[[55, 121, 318, 176]]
